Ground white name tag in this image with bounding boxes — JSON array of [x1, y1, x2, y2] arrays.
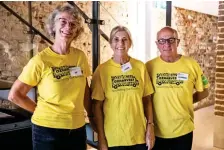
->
[[121, 62, 132, 72], [177, 73, 188, 81], [69, 67, 83, 77]]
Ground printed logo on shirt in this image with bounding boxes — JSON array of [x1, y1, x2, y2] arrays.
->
[[202, 74, 208, 86], [111, 75, 139, 89], [52, 66, 81, 80], [156, 73, 184, 86]]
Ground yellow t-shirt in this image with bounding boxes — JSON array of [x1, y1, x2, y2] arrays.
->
[[18, 47, 91, 129], [91, 57, 154, 147], [145, 56, 209, 138]]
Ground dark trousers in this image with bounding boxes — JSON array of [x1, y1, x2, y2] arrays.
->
[[109, 144, 147, 150], [152, 132, 193, 150], [32, 124, 86, 150]]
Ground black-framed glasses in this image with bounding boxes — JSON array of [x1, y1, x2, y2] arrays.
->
[[157, 38, 180, 45]]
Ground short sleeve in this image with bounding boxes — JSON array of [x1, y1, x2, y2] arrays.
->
[[18, 57, 42, 86], [143, 65, 154, 97], [194, 62, 209, 91], [90, 66, 105, 101]]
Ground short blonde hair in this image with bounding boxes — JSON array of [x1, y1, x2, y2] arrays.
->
[[46, 4, 83, 40], [109, 25, 133, 47], [157, 26, 179, 40]]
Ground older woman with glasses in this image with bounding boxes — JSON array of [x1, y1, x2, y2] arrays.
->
[[8, 4, 92, 150]]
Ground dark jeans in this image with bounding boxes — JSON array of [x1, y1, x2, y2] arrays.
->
[[109, 144, 147, 150], [152, 132, 193, 150], [32, 124, 87, 150]]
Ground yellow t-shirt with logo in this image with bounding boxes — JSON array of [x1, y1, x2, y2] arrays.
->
[[145, 56, 209, 138], [91, 57, 154, 147], [18, 47, 91, 129]]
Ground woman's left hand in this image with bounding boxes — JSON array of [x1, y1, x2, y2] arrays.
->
[[146, 123, 155, 150]]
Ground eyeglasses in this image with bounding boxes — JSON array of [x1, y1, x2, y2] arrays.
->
[[157, 38, 179, 45], [56, 18, 77, 28]]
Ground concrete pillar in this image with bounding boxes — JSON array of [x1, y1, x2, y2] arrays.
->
[[214, 1, 224, 150]]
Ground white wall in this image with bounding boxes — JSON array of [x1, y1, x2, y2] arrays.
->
[[172, 1, 219, 16], [127, 1, 219, 62], [128, 1, 164, 62], [128, 1, 148, 62]]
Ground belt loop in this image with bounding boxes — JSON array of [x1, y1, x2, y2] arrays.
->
[[69, 129, 72, 135]]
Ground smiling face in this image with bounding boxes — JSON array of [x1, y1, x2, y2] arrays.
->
[[110, 31, 131, 57], [156, 28, 180, 58], [54, 12, 78, 42]]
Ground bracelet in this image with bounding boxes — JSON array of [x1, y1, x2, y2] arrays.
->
[[147, 122, 154, 126]]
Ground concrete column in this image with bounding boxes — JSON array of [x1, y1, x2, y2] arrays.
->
[[214, 1, 224, 150]]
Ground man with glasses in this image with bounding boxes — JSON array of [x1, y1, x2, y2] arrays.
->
[[145, 26, 209, 150]]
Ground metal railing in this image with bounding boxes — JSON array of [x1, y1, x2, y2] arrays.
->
[[67, 1, 109, 42]]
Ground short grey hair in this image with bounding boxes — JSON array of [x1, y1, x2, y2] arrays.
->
[[46, 4, 83, 39], [109, 25, 133, 47]]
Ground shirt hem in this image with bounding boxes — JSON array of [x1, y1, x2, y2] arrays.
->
[[155, 128, 194, 139]]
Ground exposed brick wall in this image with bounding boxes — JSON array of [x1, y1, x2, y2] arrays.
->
[[0, 2, 219, 111], [215, 2, 224, 117], [0, 2, 129, 112], [172, 7, 218, 110], [0, 2, 30, 81], [0, 1, 129, 82], [214, 3, 224, 148], [0, 98, 17, 109]]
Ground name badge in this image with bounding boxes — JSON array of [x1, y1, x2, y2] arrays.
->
[[69, 67, 83, 77], [177, 73, 188, 81], [121, 62, 132, 72]]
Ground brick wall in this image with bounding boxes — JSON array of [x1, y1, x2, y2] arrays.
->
[[0, 2, 219, 110], [215, 1, 224, 117], [0, 1, 129, 82], [214, 2, 224, 149], [0, 2, 129, 110], [172, 7, 218, 110]]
